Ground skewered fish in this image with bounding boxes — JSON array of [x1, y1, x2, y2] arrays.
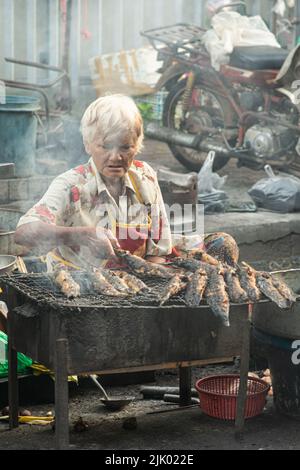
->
[[115, 249, 173, 279], [224, 265, 248, 304], [185, 269, 208, 307], [114, 271, 151, 294], [158, 274, 187, 306], [205, 266, 230, 327], [54, 269, 81, 299], [271, 275, 297, 305], [171, 258, 214, 274], [92, 270, 126, 297], [185, 249, 219, 266], [238, 263, 261, 303], [100, 269, 132, 295], [255, 271, 291, 309]]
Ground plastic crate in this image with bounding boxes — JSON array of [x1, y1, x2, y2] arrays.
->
[[134, 91, 168, 122]]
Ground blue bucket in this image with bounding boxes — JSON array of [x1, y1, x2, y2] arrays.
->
[[0, 95, 40, 177]]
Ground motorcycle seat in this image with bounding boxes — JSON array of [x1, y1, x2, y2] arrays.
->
[[229, 46, 288, 71]]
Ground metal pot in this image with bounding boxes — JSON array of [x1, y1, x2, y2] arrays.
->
[[0, 255, 17, 274], [0, 208, 26, 256]]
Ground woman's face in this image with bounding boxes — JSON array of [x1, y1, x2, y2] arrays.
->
[[87, 134, 138, 179]]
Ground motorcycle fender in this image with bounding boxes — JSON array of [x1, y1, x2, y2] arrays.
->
[[154, 63, 188, 91]]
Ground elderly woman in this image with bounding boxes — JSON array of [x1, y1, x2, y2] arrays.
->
[[15, 94, 239, 271], [14, 95, 173, 271]]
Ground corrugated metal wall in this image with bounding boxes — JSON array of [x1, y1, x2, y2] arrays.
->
[[0, 0, 293, 91]]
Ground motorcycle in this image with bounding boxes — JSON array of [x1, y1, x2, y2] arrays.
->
[[141, 3, 300, 174]]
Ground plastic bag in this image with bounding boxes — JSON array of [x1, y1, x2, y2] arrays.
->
[[198, 151, 229, 213], [0, 331, 33, 378], [205, 11, 281, 70], [272, 0, 286, 17], [248, 165, 300, 213]]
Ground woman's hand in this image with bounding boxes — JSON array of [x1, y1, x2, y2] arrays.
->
[[70, 227, 120, 259]]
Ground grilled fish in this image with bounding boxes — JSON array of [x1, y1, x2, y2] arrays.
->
[[100, 269, 132, 295], [115, 249, 173, 279], [185, 269, 208, 307], [114, 271, 151, 294], [171, 257, 214, 274], [158, 275, 187, 306], [205, 266, 230, 327], [92, 270, 125, 297], [238, 263, 261, 303], [224, 265, 248, 304], [186, 249, 219, 266], [270, 275, 297, 306], [255, 271, 291, 309], [54, 270, 81, 299]]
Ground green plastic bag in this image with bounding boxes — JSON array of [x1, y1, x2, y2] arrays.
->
[[0, 331, 33, 378]]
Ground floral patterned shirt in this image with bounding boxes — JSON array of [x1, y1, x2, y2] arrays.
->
[[17, 158, 172, 271]]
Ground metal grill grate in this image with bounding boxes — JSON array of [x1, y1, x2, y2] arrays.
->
[[0, 272, 188, 309]]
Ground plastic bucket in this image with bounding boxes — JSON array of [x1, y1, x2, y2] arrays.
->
[[252, 328, 300, 418], [0, 96, 40, 177]]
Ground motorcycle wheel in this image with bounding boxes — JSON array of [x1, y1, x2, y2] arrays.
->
[[162, 79, 237, 172]]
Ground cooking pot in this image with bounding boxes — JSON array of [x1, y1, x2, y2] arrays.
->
[[0, 255, 17, 274]]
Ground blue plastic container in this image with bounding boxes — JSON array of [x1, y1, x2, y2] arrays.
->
[[0, 96, 40, 177], [252, 328, 300, 419]]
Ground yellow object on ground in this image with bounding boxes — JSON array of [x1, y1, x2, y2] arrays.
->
[[0, 415, 54, 425], [30, 363, 78, 384]]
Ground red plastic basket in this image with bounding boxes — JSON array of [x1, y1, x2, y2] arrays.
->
[[195, 374, 270, 420]]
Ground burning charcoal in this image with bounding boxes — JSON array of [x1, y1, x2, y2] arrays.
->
[[205, 266, 230, 327], [114, 271, 151, 294], [158, 275, 187, 306], [115, 249, 173, 280], [223, 265, 248, 304], [54, 269, 81, 299], [185, 269, 208, 308]]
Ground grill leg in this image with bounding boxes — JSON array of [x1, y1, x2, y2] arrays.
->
[[235, 306, 252, 435], [8, 325, 18, 429], [55, 338, 69, 450], [179, 366, 192, 406]]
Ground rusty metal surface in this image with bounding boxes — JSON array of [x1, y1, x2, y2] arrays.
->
[[1, 273, 253, 375]]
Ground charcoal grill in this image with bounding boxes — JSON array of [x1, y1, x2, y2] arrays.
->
[[1, 272, 259, 449]]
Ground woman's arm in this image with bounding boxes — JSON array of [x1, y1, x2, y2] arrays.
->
[[14, 222, 118, 258]]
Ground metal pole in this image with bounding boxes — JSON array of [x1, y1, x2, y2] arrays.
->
[[295, 0, 300, 44]]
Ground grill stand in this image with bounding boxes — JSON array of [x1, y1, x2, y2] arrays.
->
[[4, 276, 253, 449], [7, 321, 252, 450], [55, 339, 69, 450]]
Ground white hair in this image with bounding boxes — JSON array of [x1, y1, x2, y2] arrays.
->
[[80, 94, 144, 152]]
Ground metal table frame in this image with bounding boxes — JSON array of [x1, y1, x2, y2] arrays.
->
[[7, 298, 252, 449]]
